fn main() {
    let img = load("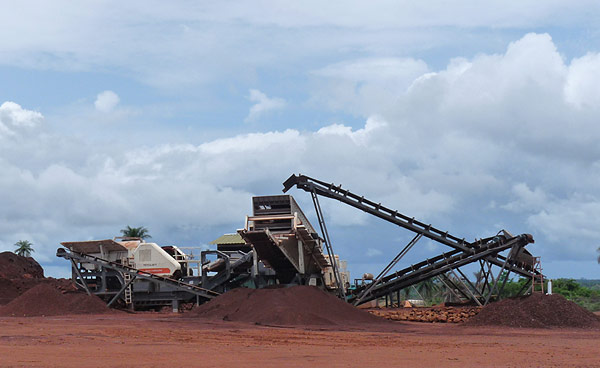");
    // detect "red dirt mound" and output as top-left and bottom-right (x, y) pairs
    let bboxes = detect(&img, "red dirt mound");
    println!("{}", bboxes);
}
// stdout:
(0, 283), (109, 317)
(0, 277), (77, 305)
(465, 293), (600, 329)
(0, 252), (44, 279)
(0, 277), (20, 305)
(192, 285), (386, 326)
